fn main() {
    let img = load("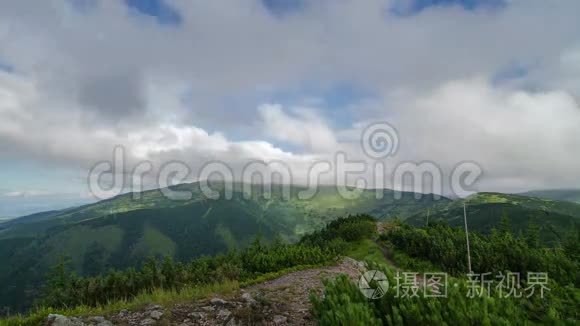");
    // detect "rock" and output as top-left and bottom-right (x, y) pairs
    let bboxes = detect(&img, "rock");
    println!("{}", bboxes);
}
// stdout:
(273, 315), (288, 325)
(147, 304), (163, 311)
(241, 292), (257, 305)
(118, 309), (129, 317)
(226, 318), (239, 326)
(86, 316), (112, 326)
(149, 310), (163, 320)
(210, 298), (228, 306)
(188, 312), (205, 320)
(46, 314), (85, 326)
(201, 305), (215, 312)
(343, 257), (367, 271)
(139, 318), (156, 326)
(217, 309), (231, 320)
